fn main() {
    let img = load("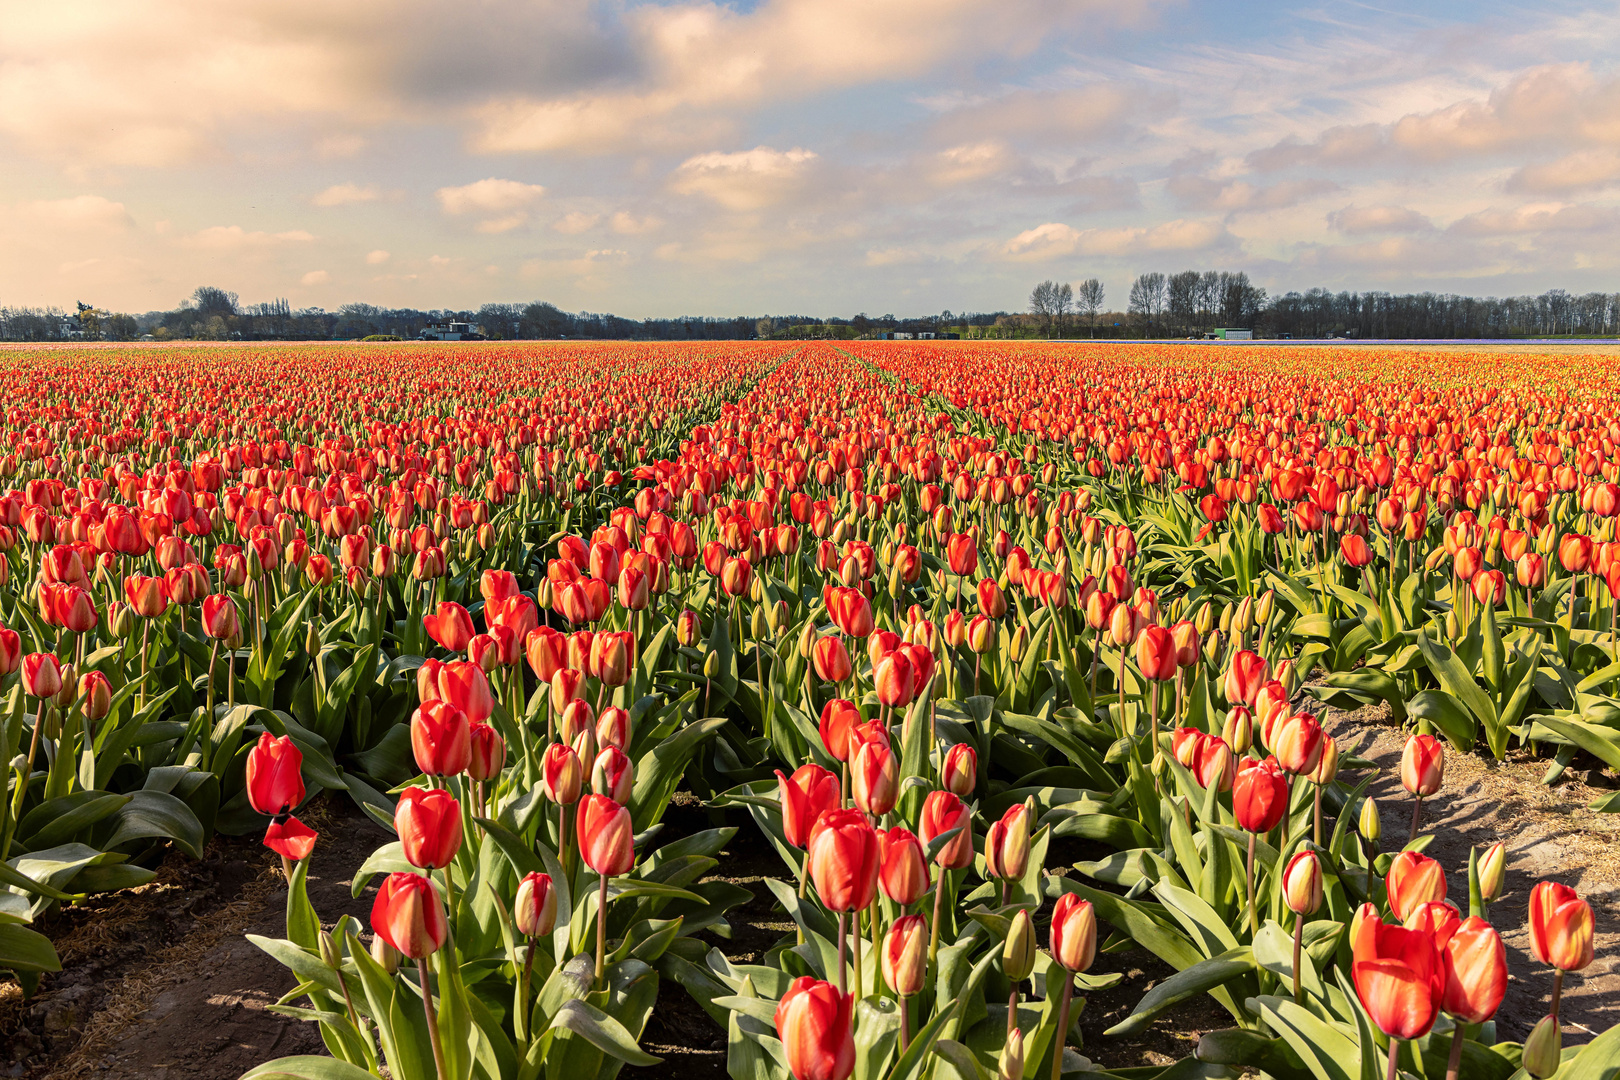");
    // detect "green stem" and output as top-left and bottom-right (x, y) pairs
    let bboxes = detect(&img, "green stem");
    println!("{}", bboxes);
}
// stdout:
(418, 956), (450, 1080)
